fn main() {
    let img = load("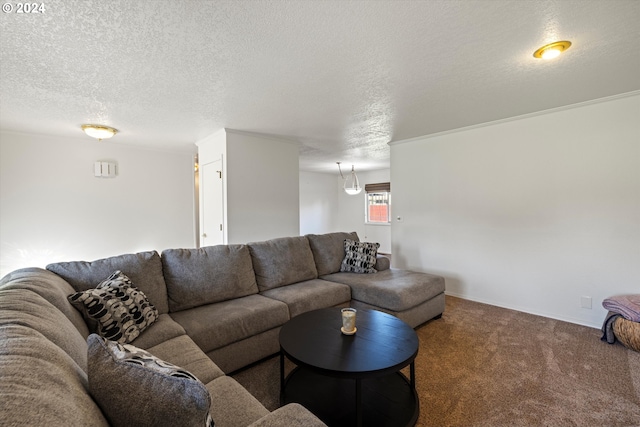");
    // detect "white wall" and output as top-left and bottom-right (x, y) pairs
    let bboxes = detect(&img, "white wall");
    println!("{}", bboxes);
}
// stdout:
(299, 171), (339, 235)
(0, 132), (196, 278)
(225, 130), (300, 243)
(390, 93), (640, 328)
